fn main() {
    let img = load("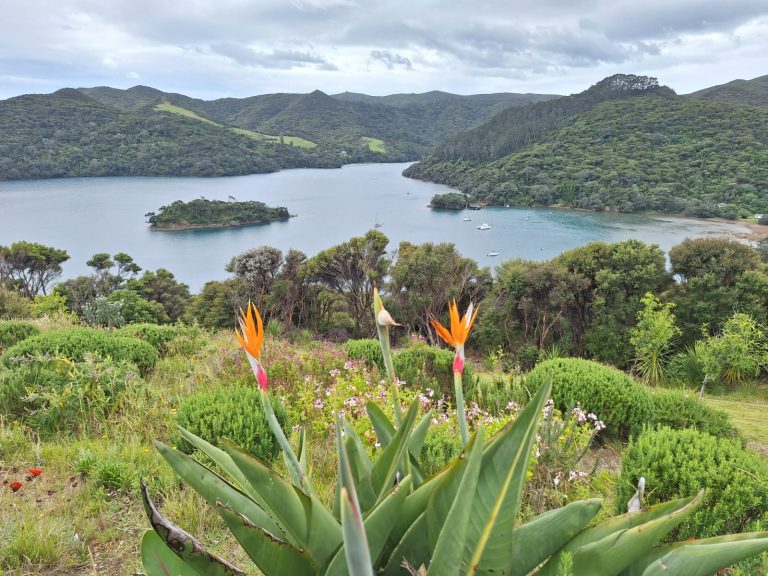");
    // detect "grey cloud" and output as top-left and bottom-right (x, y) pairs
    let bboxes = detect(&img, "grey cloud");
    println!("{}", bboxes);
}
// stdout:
(368, 50), (413, 70)
(210, 42), (337, 70)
